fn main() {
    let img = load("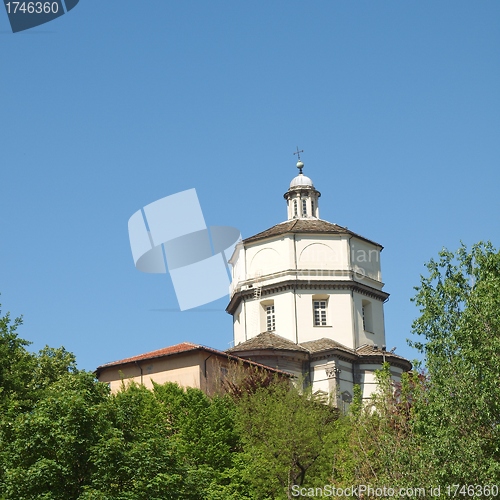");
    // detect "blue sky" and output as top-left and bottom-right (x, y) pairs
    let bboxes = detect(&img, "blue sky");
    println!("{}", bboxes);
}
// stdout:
(1, 1), (499, 371)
